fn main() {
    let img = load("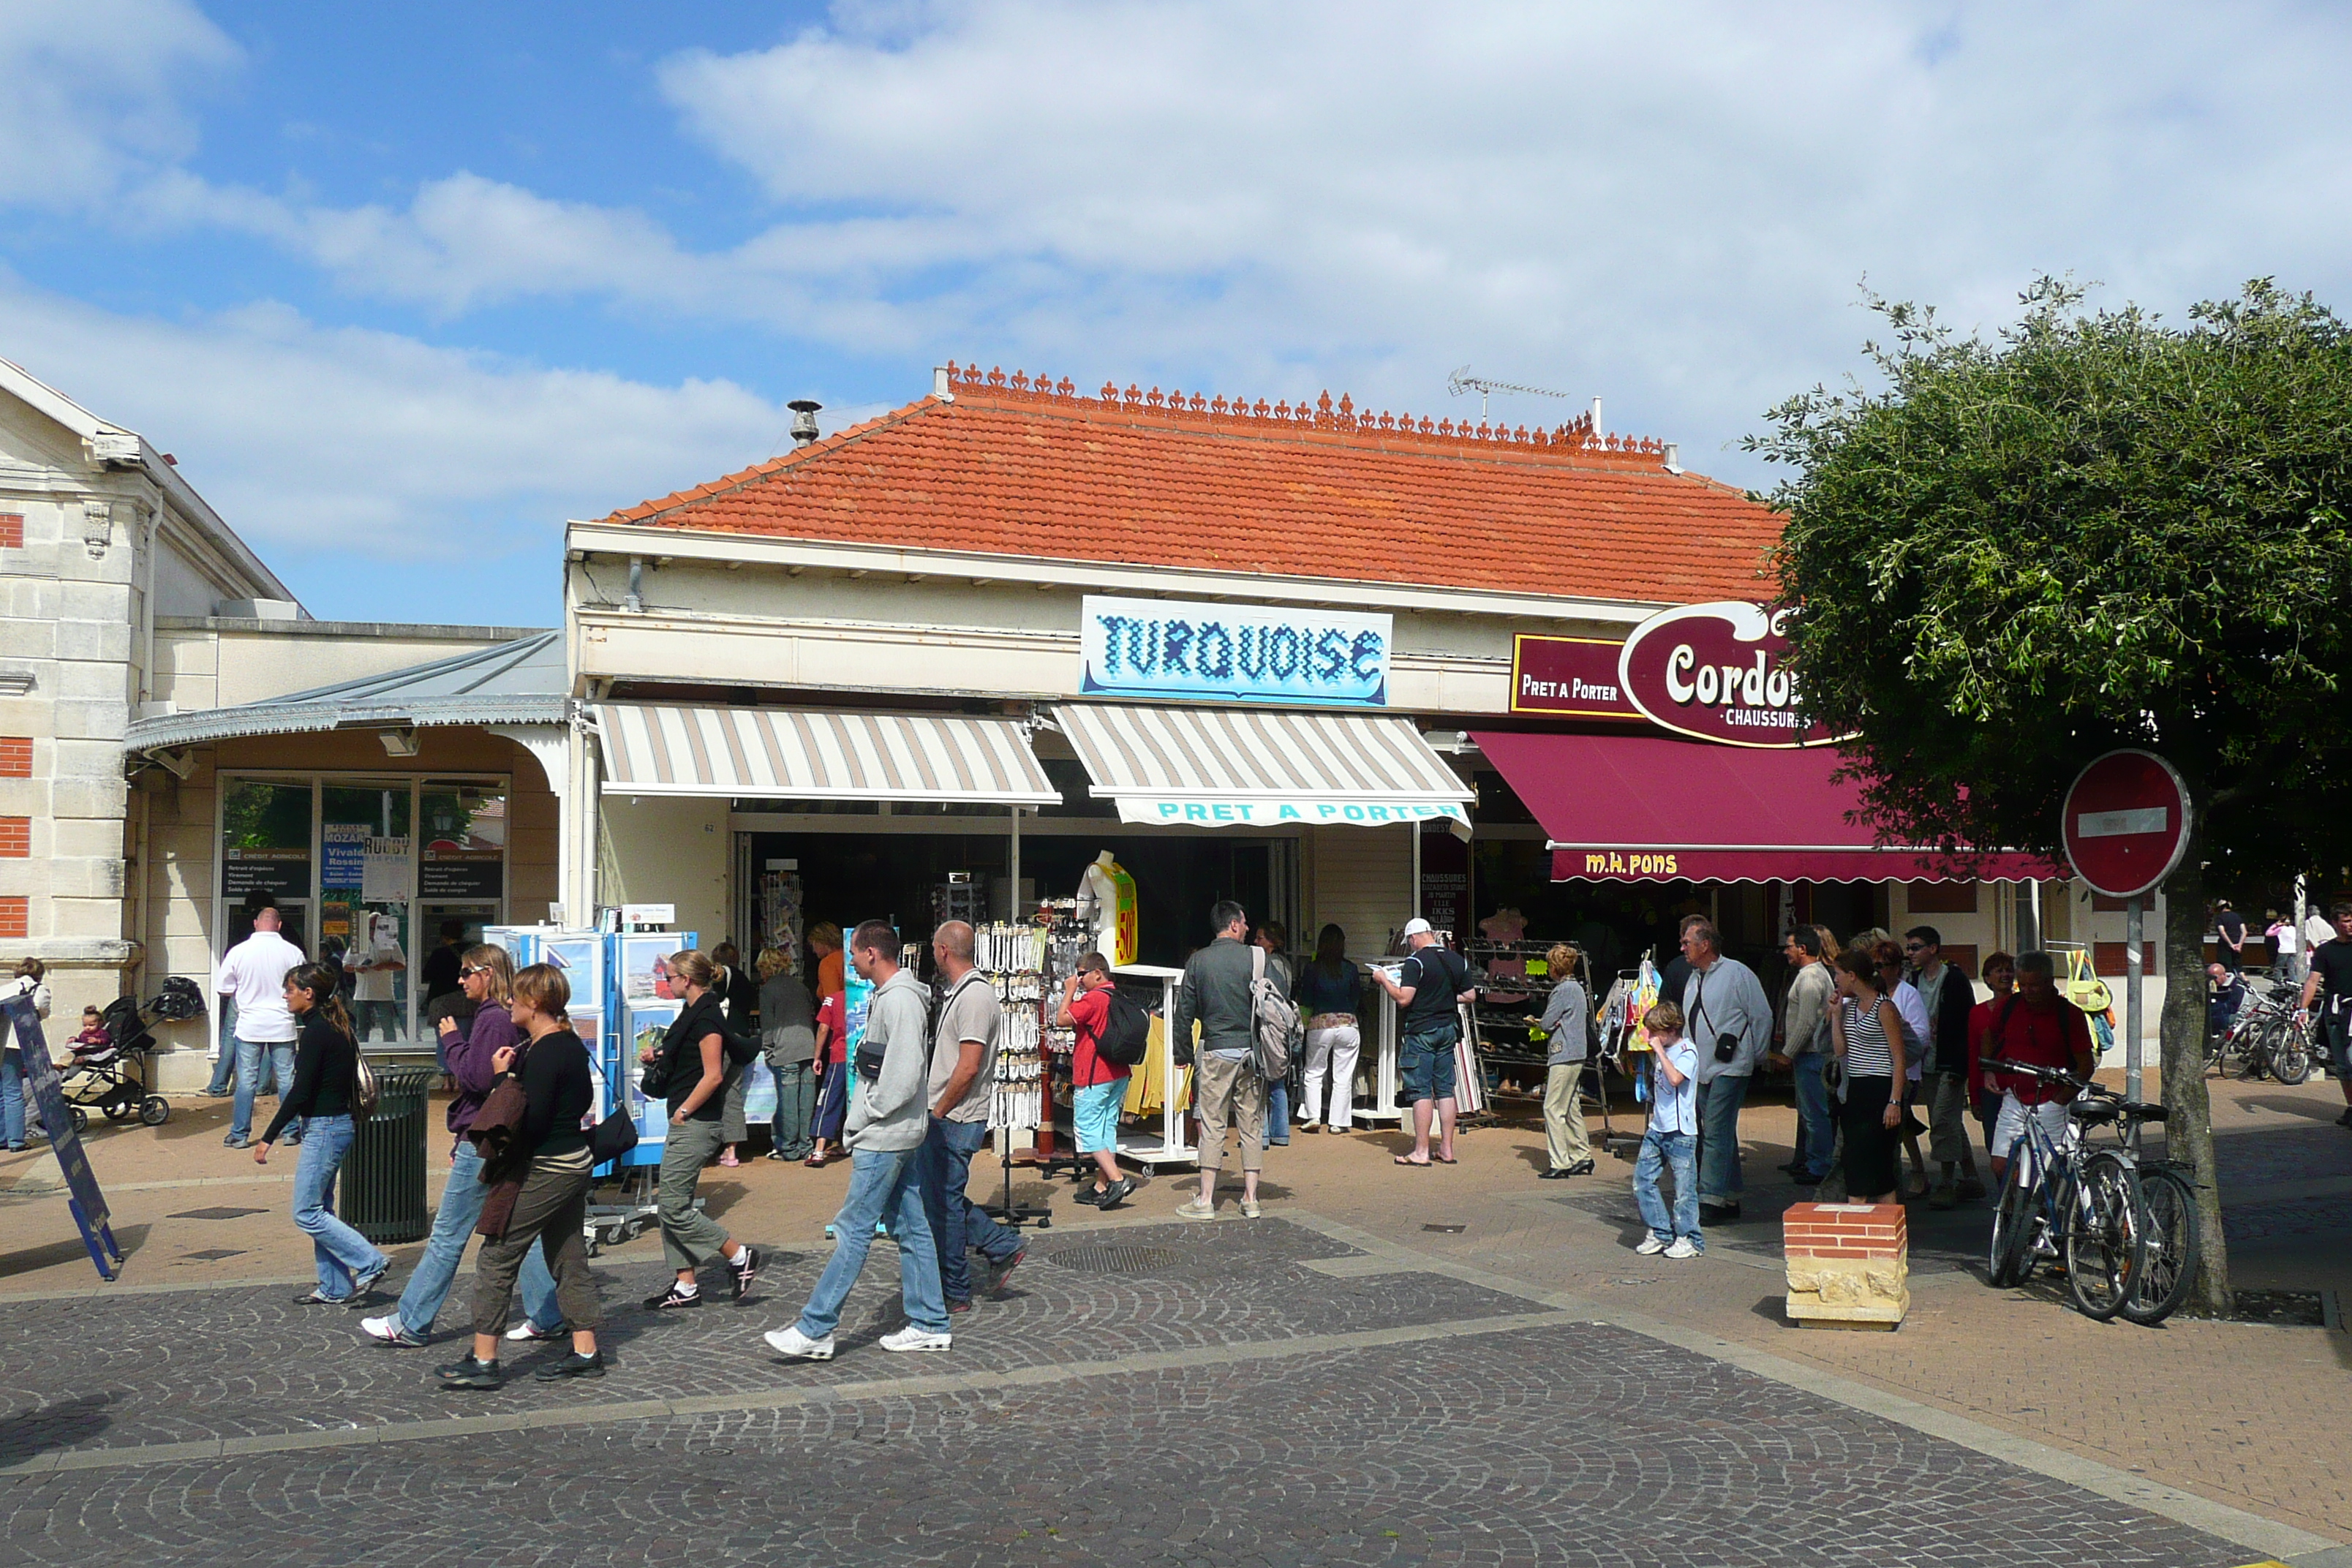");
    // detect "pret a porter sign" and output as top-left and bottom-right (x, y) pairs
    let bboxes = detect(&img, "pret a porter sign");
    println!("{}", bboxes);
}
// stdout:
(1079, 595), (1390, 707)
